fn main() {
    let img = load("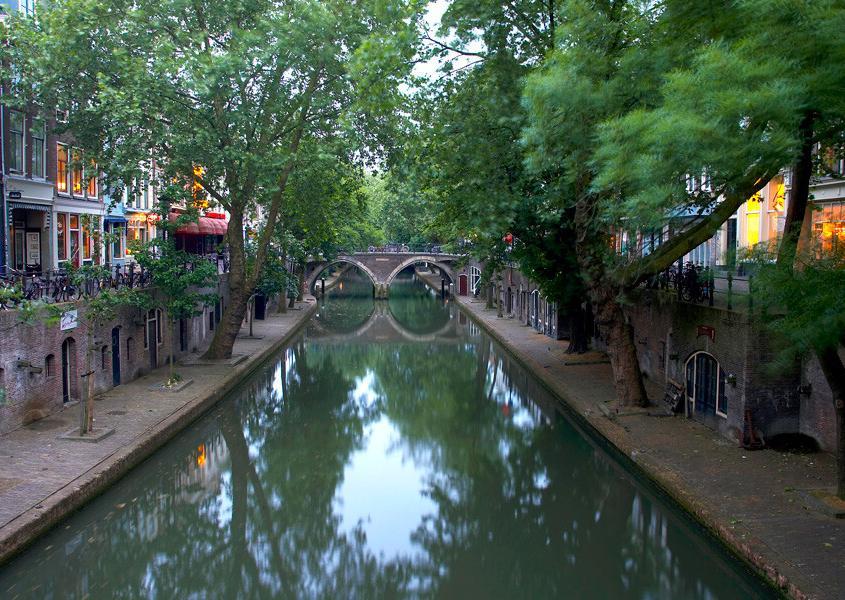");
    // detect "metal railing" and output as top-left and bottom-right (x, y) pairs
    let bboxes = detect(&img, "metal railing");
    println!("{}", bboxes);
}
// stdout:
(0, 255), (227, 310)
